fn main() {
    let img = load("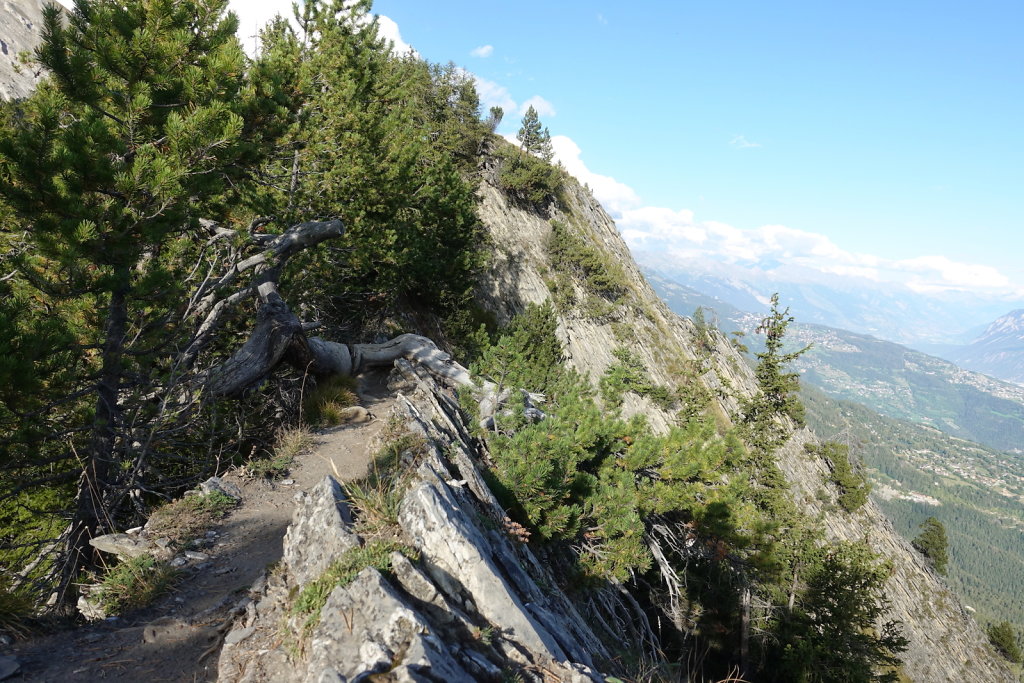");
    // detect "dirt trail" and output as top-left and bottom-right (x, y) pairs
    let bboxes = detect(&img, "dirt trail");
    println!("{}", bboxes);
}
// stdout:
(8, 375), (394, 682)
